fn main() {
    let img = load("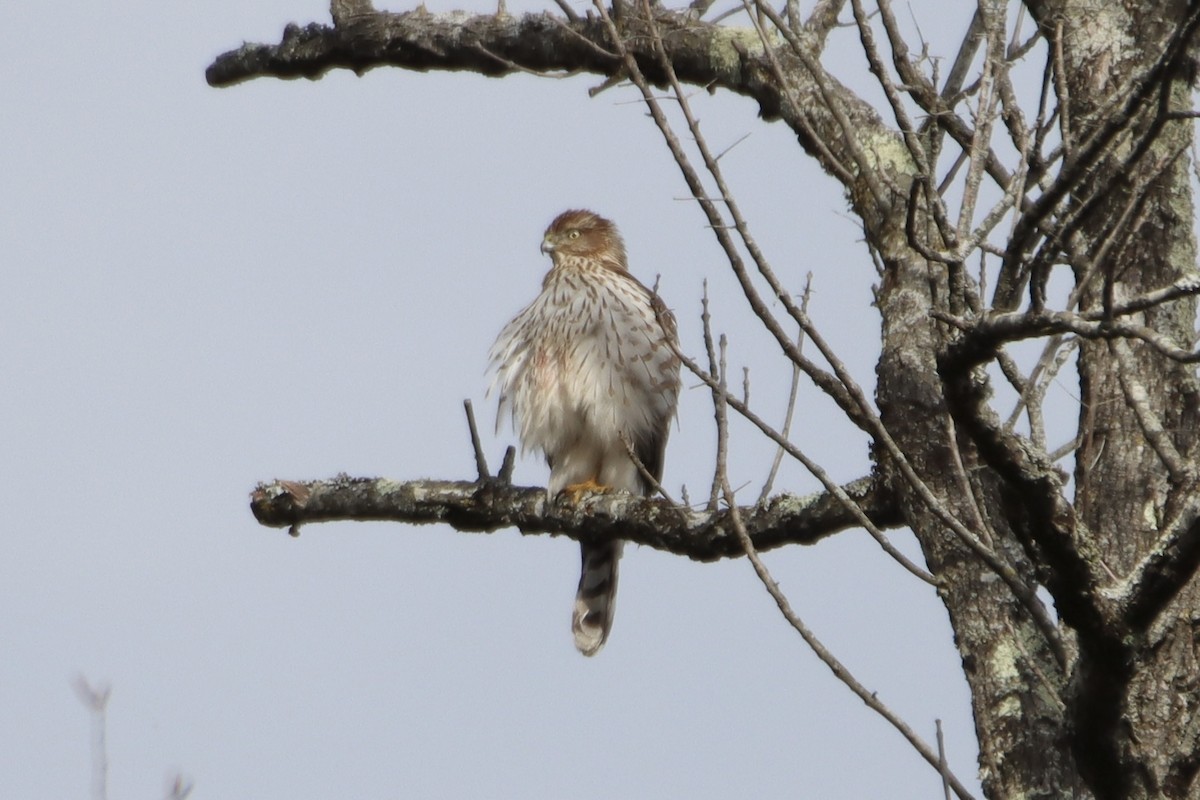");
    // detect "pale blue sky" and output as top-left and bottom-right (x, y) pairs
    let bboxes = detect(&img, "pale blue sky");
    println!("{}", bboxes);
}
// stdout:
(2, 1), (984, 797)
